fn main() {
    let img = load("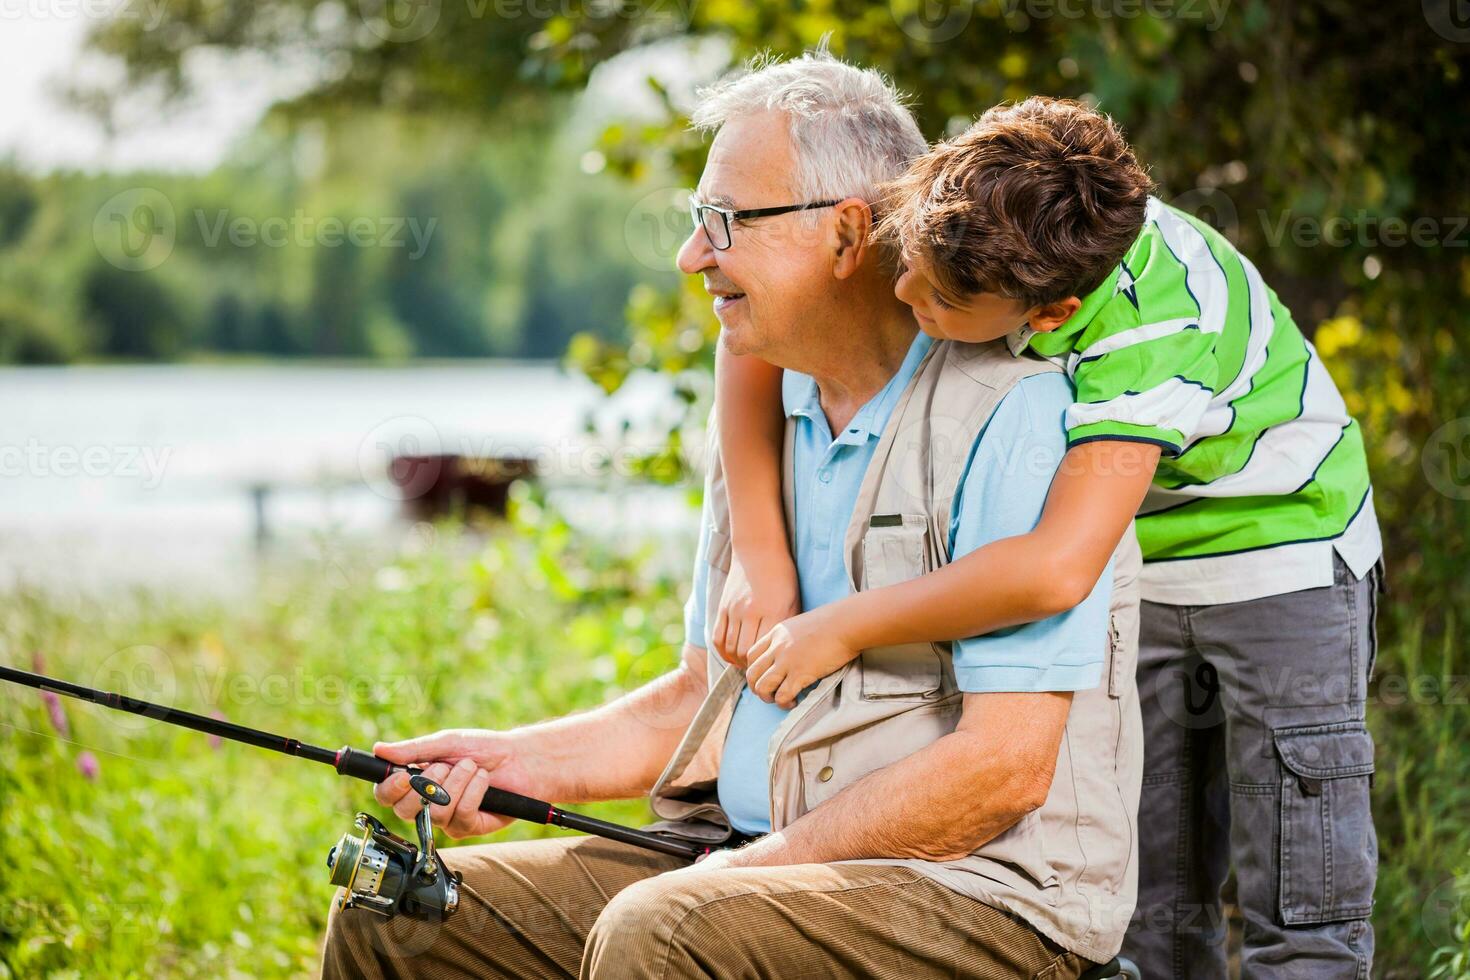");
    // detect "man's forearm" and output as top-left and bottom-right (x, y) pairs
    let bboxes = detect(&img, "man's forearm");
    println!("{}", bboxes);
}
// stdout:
(723, 728), (1050, 868)
(511, 644), (708, 804)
